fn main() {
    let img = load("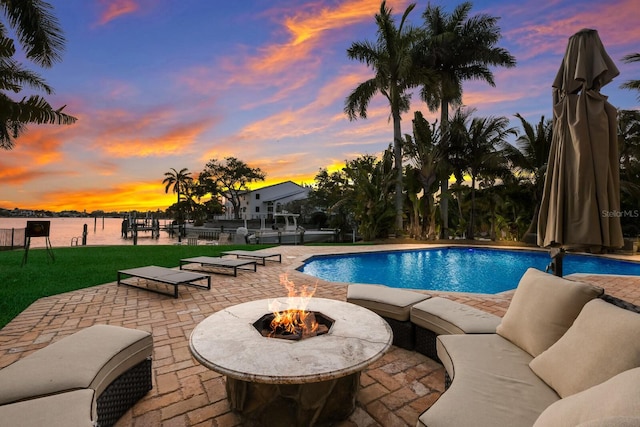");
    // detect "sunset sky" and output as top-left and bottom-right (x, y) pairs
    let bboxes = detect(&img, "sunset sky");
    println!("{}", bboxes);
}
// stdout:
(1, 0), (638, 213)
